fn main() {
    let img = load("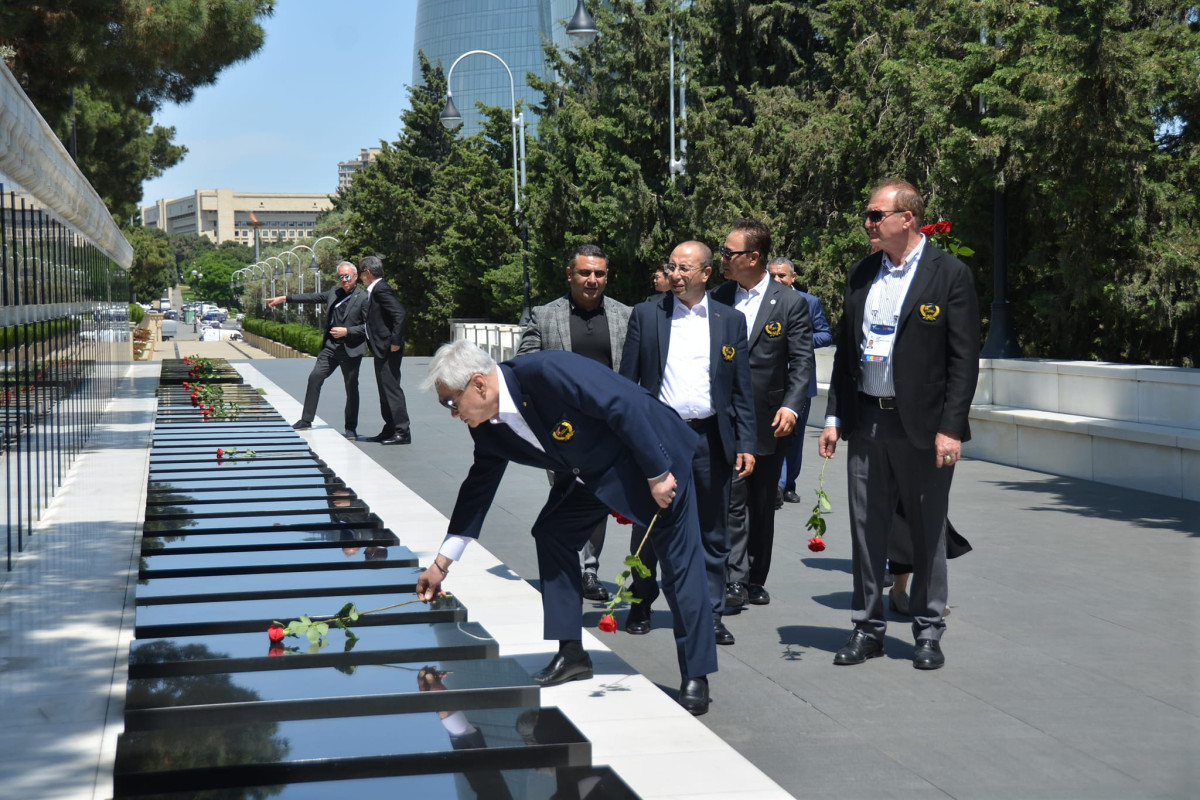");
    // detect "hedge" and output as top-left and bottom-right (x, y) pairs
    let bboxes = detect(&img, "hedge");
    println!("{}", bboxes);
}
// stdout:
(242, 317), (323, 357)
